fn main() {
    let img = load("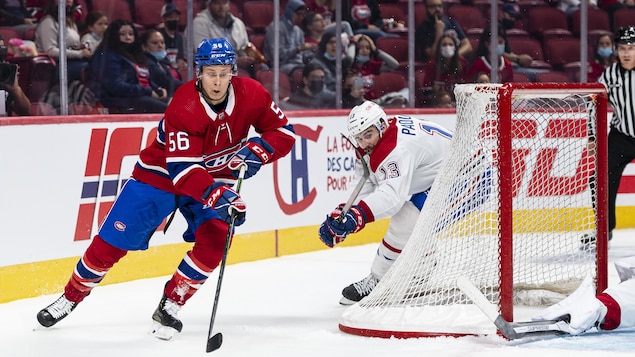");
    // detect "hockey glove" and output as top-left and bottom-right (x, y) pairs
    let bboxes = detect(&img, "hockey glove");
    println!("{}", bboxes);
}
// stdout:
(228, 137), (275, 179)
(318, 205), (367, 247)
(205, 182), (247, 226)
(531, 274), (607, 335)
